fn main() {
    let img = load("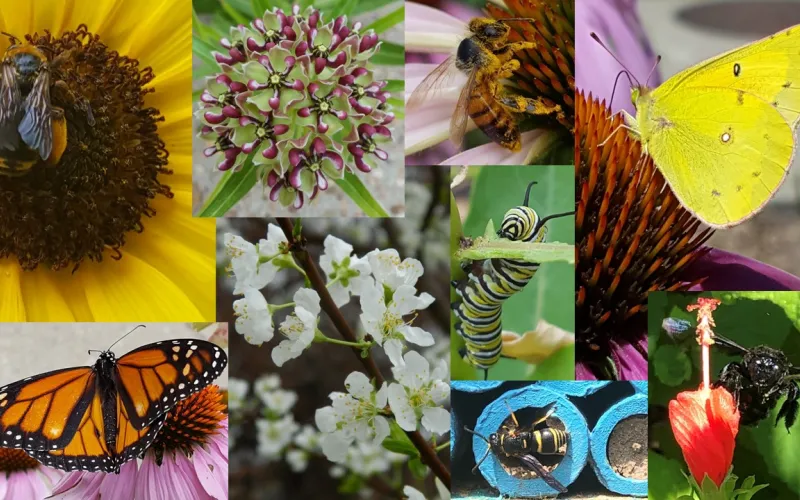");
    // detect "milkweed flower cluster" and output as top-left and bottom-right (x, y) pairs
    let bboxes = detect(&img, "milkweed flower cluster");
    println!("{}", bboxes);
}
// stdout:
(197, 5), (395, 209)
(225, 223), (450, 487)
